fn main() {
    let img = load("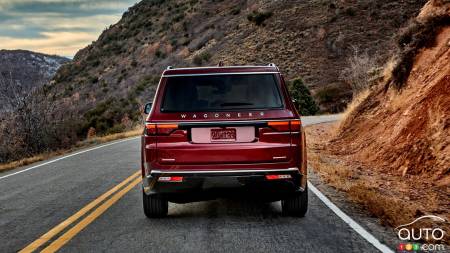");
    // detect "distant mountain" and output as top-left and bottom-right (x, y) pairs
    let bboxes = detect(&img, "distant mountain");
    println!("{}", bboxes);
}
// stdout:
(0, 50), (69, 109)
